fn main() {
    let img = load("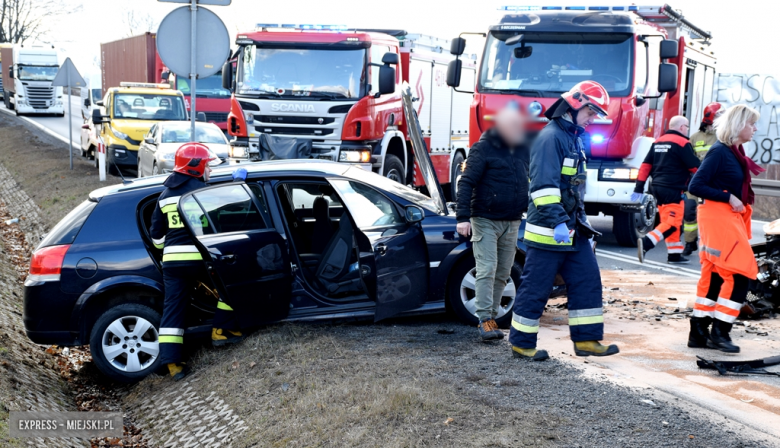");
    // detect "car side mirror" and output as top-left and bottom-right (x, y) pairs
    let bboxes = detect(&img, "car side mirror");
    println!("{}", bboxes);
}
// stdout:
(144, 137), (155, 144)
(161, 71), (170, 81)
(91, 108), (107, 125)
(659, 39), (679, 59)
(96, 100), (104, 107)
(450, 37), (466, 56)
(404, 205), (424, 223)
(84, 98), (90, 107)
(222, 61), (233, 91)
(658, 63), (678, 93)
(446, 59), (462, 88)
